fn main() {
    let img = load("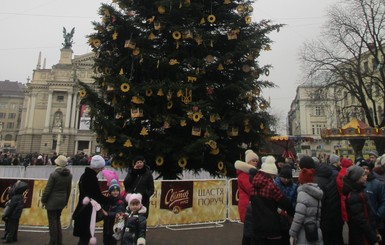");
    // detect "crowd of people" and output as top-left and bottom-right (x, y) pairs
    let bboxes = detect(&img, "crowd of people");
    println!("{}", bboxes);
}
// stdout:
(236, 149), (385, 245)
(1, 153), (154, 245)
